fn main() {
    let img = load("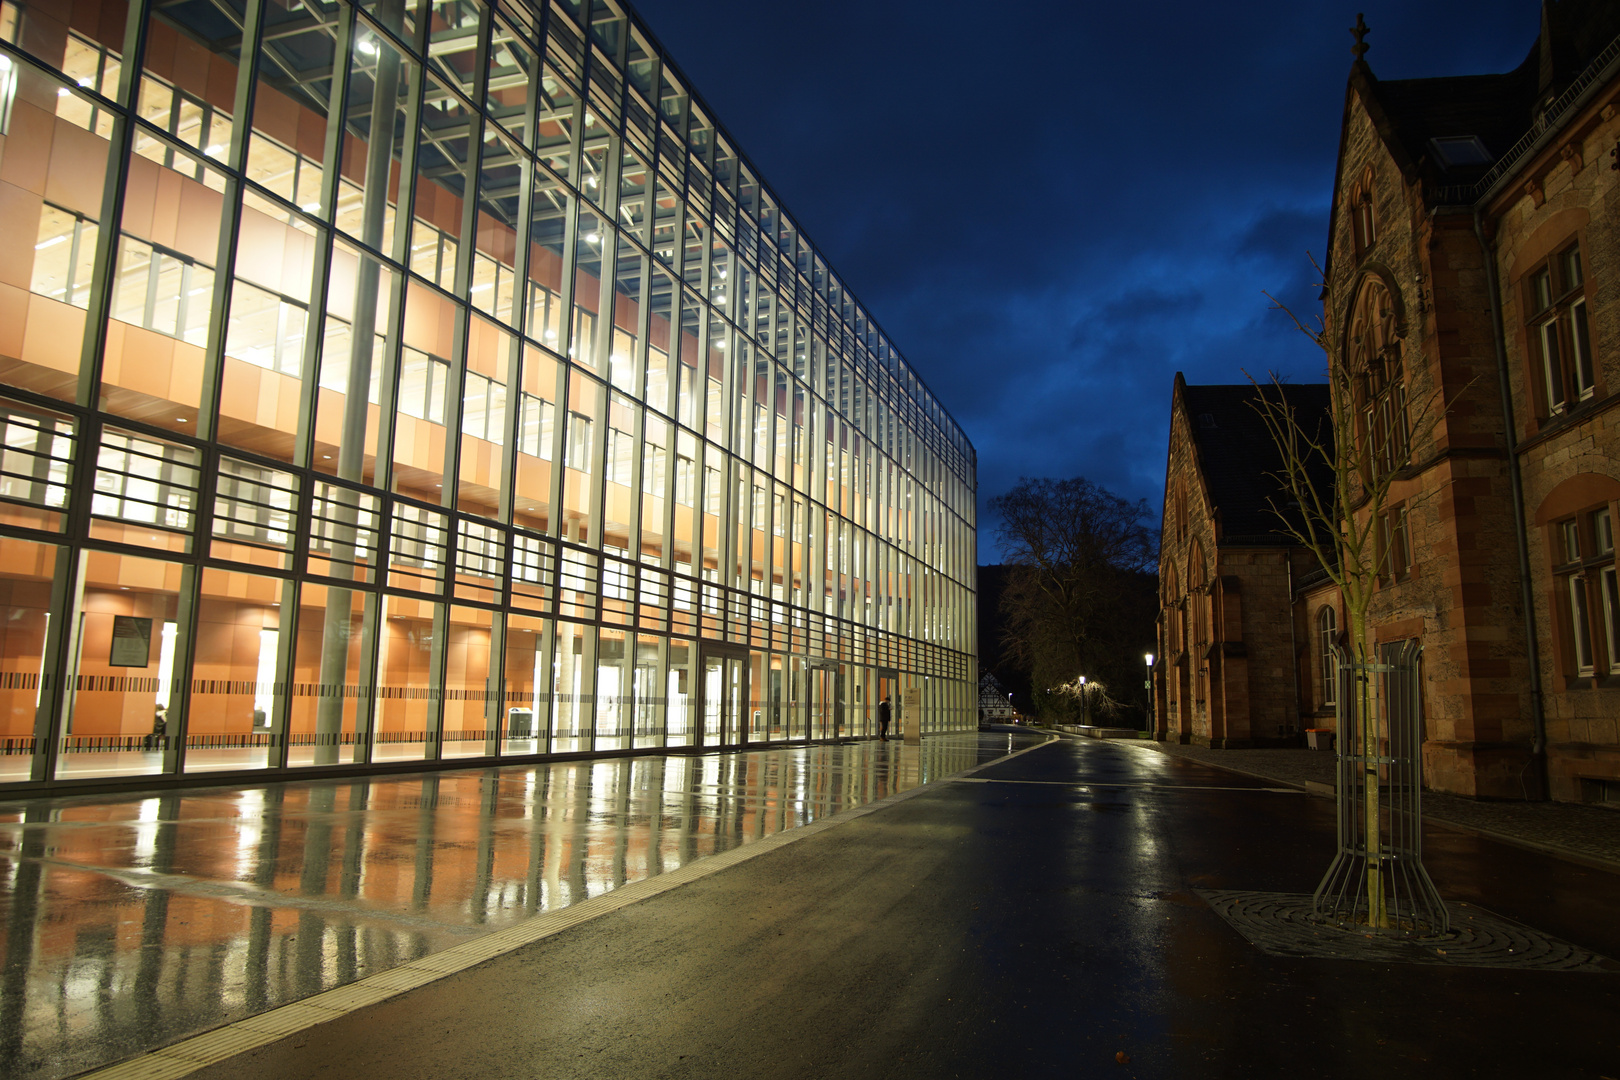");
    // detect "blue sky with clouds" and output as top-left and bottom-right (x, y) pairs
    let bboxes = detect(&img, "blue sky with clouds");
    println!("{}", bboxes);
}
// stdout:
(628, 0), (1540, 557)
